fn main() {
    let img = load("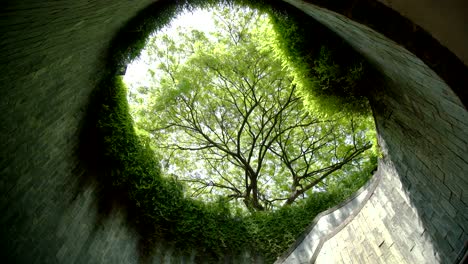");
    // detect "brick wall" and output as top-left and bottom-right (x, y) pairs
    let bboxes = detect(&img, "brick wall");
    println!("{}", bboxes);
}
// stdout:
(282, 1), (468, 263)
(0, 1), (156, 263)
(315, 160), (442, 263)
